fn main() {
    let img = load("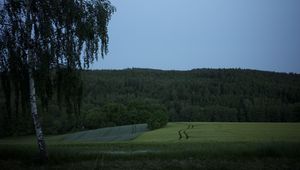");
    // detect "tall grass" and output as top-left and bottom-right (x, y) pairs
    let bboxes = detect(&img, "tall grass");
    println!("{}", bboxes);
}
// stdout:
(1, 142), (300, 169)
